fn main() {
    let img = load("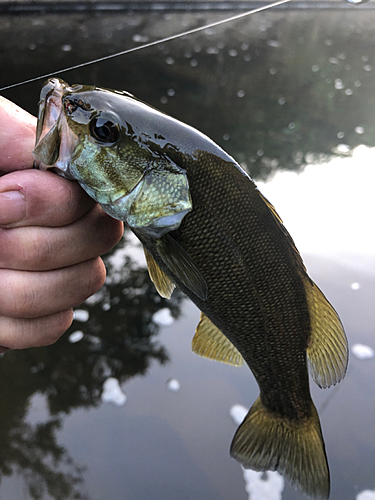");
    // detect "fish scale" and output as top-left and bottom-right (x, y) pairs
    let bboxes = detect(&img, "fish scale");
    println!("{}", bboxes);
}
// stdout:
(168, 150), (312, 418)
